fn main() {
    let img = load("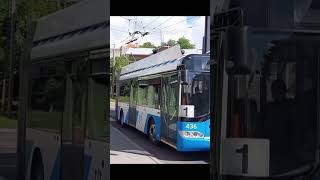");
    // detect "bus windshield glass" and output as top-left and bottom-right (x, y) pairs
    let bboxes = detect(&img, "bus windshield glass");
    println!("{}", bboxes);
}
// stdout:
(225, 28), (320, 175)
(181, 72), (210, 120)
(182, 54), (210, 72)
